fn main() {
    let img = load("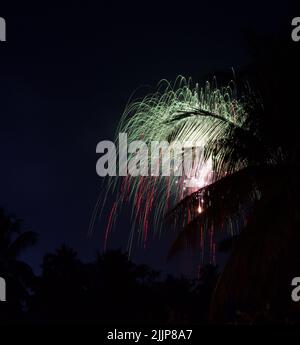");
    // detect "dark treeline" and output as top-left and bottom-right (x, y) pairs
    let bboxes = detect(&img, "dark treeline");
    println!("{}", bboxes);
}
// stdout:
(0, 208), (217, 325)
(2, 206), (300, 325)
